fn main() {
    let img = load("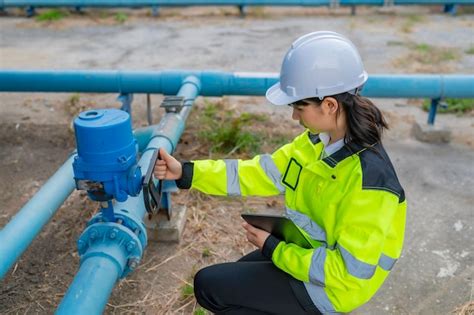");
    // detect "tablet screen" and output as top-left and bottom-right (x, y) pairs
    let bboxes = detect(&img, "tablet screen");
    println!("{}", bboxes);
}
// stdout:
(241, 213), (312, 249)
